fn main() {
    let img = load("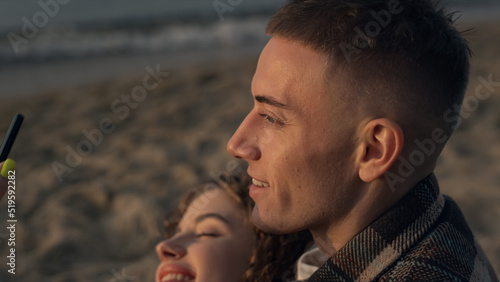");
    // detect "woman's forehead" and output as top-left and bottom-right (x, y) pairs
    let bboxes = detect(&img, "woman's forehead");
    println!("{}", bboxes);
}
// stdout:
(179, 190), (244, 228)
